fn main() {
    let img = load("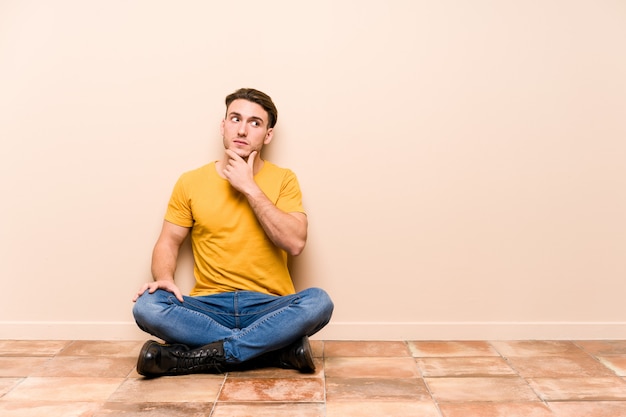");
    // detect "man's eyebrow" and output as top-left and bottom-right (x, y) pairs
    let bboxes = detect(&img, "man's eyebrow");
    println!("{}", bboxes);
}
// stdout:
(228, 111), (265, 124)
